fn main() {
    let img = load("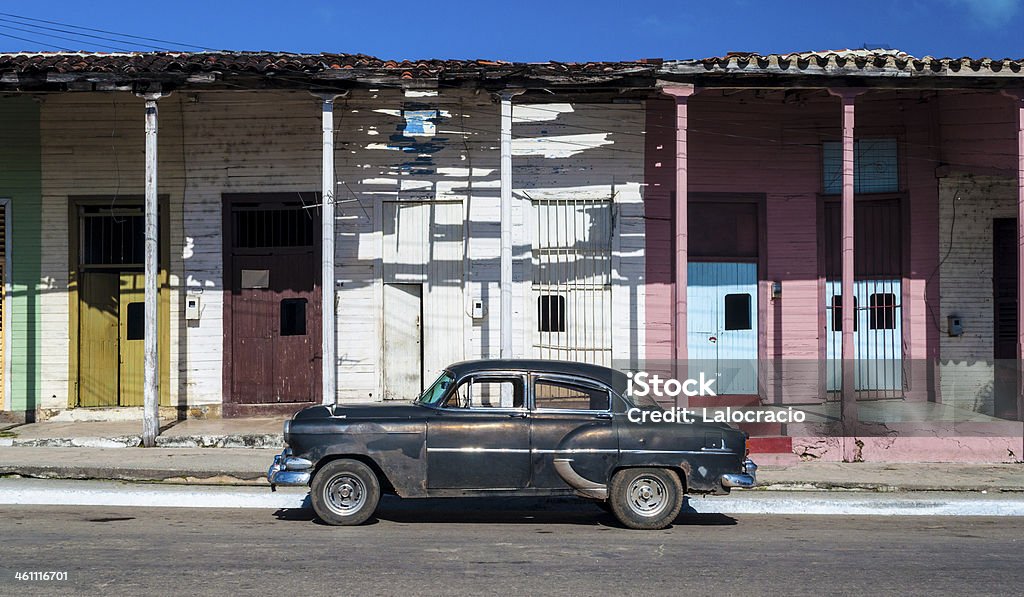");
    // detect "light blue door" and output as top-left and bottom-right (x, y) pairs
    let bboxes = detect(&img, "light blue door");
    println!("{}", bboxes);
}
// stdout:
(687, 262), (758, 395)
(826, 279), (903, 392)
